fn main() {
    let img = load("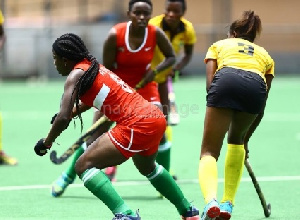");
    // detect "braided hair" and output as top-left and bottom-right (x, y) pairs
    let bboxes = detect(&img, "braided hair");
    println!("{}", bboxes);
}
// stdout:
(52, 33), (99, 131)
(229, 10), (262, 42)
